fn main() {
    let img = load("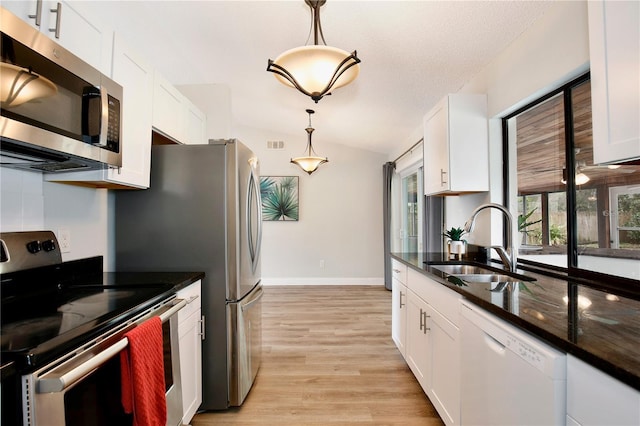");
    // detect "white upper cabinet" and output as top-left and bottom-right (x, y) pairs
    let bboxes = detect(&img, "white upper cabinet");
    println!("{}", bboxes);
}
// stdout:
(152, 71), (207, 145)
(47, 34), (154, 189)
(184, 101), (207, 145)
(588, 0), (640, 164)
(2, 1), (112, 74)
(153, 70), (186, 143)
(423, 94), (489, 195)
